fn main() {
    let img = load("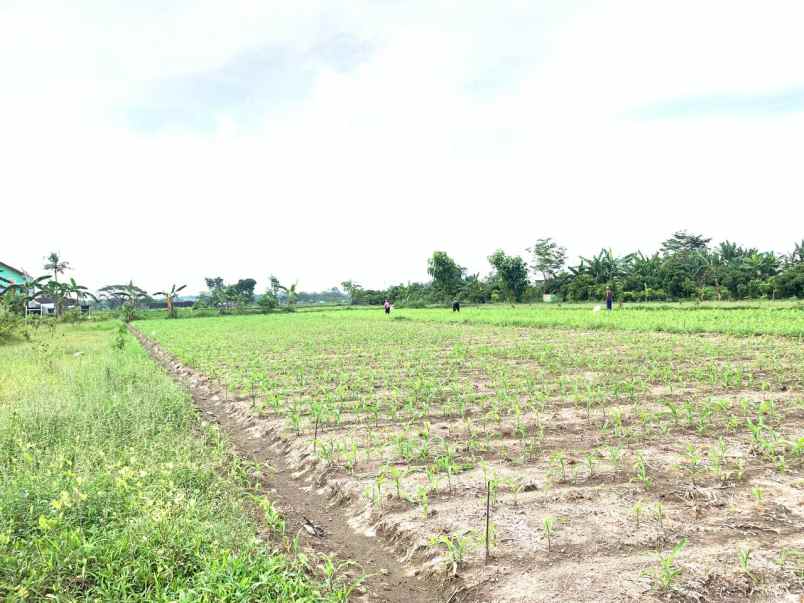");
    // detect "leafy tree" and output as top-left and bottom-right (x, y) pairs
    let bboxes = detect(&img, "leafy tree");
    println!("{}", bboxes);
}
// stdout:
(44, 252), (70, 282)
(269, 276), (298, 309)
(257, 291), (278, 312)
(528, 238), (567, 283)
(232, 279), (257, 303)
(572, 249), (626, 285)
(427, 251), (465, 301)
(459, 273), (491, 304)
(784, 239), (804, 265)
(100, 282), (150, 322)
(774, 261), (804, 297)
(153, 284), (187, 318)
(488, 250), (529, 304)
(660, 231), (711, 256)
(204, 277), (225, 291)
(4, 275), (96, 319)
(340, 280), (364, 304)
(203, 277), (247, 312)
